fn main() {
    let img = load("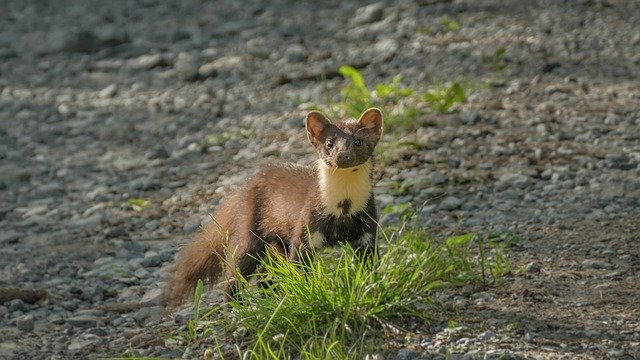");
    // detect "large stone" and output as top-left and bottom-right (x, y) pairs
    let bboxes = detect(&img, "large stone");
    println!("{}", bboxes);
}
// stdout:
(16, 314), (34, 332)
